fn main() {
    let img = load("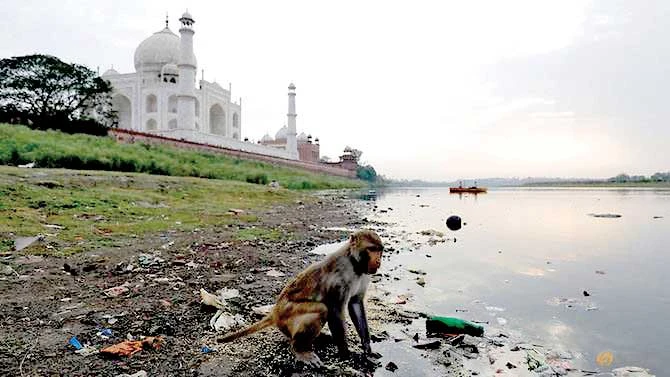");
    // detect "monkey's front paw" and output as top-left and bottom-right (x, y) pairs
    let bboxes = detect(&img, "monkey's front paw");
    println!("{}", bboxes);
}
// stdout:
(295, 351), (324, 369)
